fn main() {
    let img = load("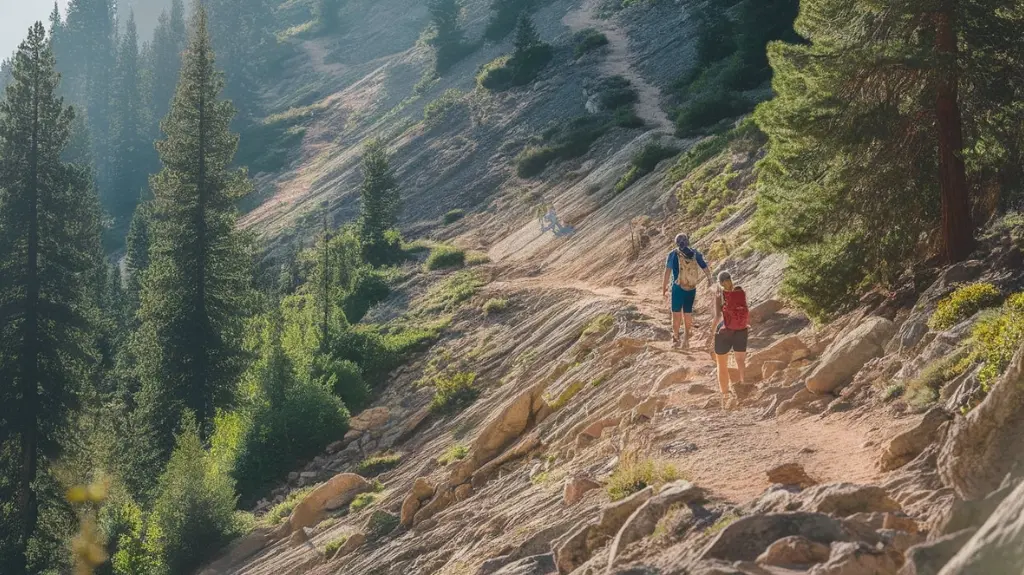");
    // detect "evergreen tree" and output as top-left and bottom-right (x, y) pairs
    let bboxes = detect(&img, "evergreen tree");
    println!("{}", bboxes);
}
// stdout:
(124, 200), (152, 313)
(754, 0), (1024, 318)
(358, 139), (401, 265)
(204, 0), (275, 127)
(149, 0), (187, 127)
(131, 5), (254, 480)
(512, 11), (540, 57)
(485, 0), (533, 41)
(110, 12), (151, 236)
(427, 0), (467, 75)
(0, 23), (102, 573)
